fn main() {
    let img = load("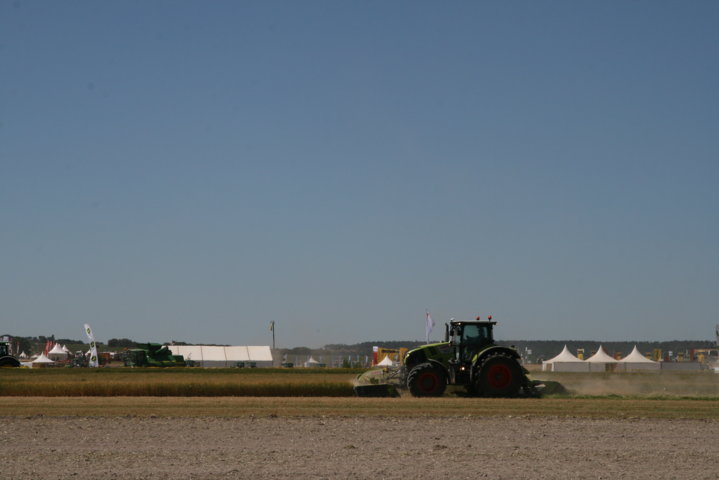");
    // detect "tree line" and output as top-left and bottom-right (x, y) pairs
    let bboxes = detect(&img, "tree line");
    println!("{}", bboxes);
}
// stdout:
(5, 334), (715, 363)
